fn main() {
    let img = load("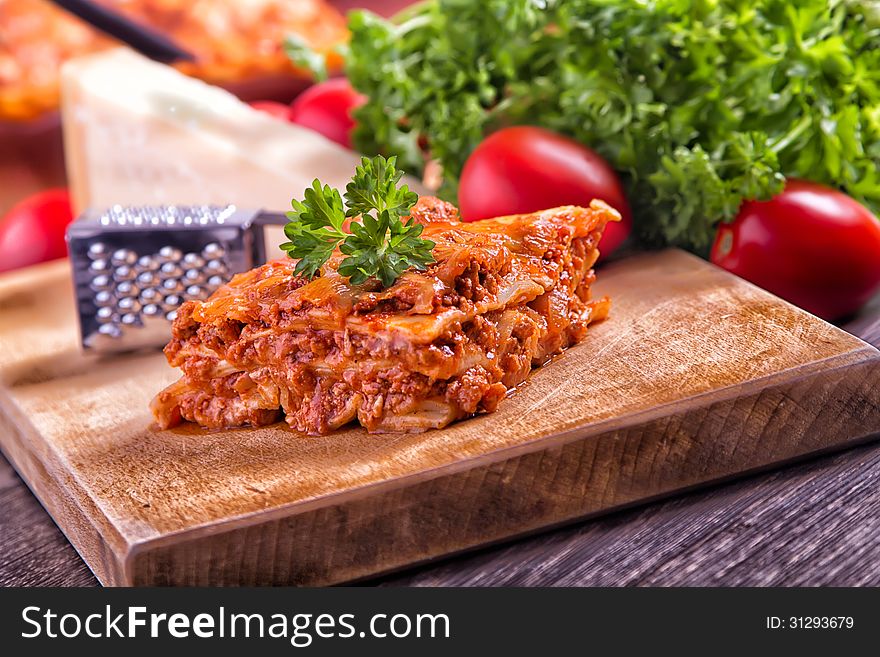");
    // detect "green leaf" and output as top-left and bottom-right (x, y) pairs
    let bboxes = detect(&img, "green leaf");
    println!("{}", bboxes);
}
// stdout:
(283, 33), (328, 82)
(281, 227), (340, 279)
(280, 180), (348, 277)
(344, 155), (419, 219)
(292, 179), (347, 232)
